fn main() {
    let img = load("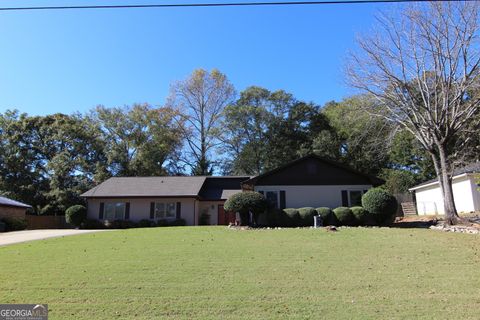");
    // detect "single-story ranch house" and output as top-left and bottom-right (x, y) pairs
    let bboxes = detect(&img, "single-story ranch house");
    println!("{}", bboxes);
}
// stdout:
(409, 162), (480, 215)
(0, 196), (31, 220)
(81, 155), (384, 225)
